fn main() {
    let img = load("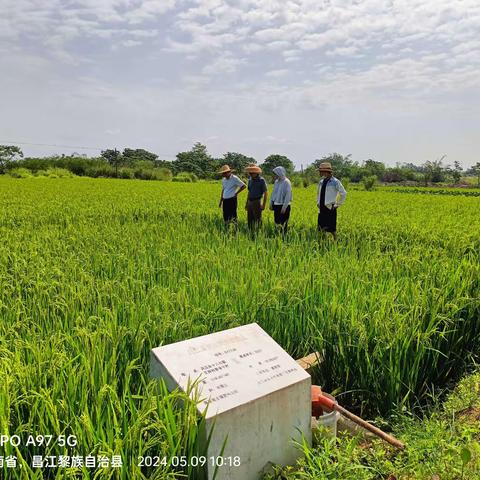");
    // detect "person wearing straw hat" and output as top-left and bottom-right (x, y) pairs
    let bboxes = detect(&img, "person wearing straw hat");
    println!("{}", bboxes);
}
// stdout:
(270, 166), (292, 236)
(218, 164), (246, 226)
(245, 164), (268, 231)
(317, 161), (347, 241)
